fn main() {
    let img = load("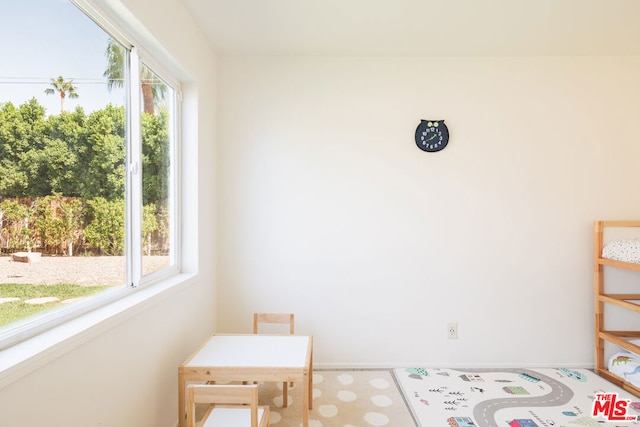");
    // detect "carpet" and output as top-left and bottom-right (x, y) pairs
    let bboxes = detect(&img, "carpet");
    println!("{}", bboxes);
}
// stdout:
(255, 369), (416, 426)
(394, 367), (640, 427)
